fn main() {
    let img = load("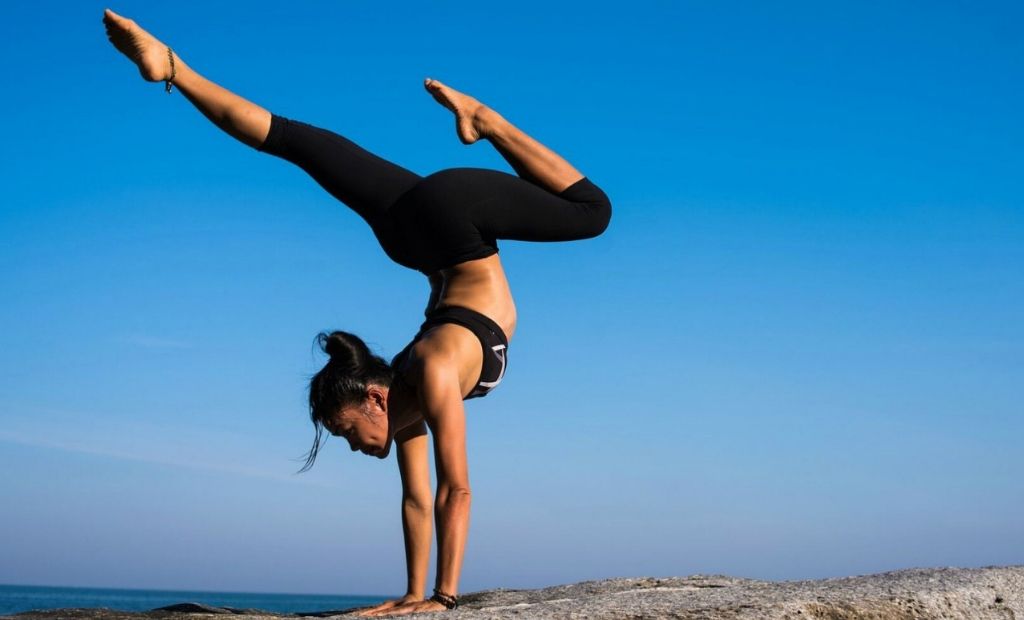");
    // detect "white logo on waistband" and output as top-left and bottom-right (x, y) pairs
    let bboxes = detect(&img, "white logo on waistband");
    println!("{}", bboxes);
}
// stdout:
(478, 343), (507, 389)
